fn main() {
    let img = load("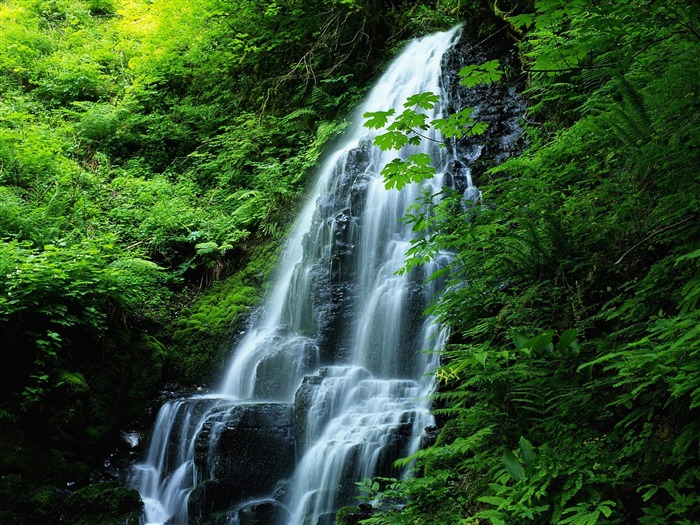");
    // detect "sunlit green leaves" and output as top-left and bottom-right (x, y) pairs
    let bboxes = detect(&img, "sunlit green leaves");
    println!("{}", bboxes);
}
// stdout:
(508, 13), (535, 29)
(459, 59), (502, 88)
(364, 109), (396, 129)
(373, 131), (409, 151)
(381, 153), (434, 190)
(363, 68), (499, 189)
(433, 107), (489, 139)
(394, 108), (430, 131)
(404, 91), (439, 110)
